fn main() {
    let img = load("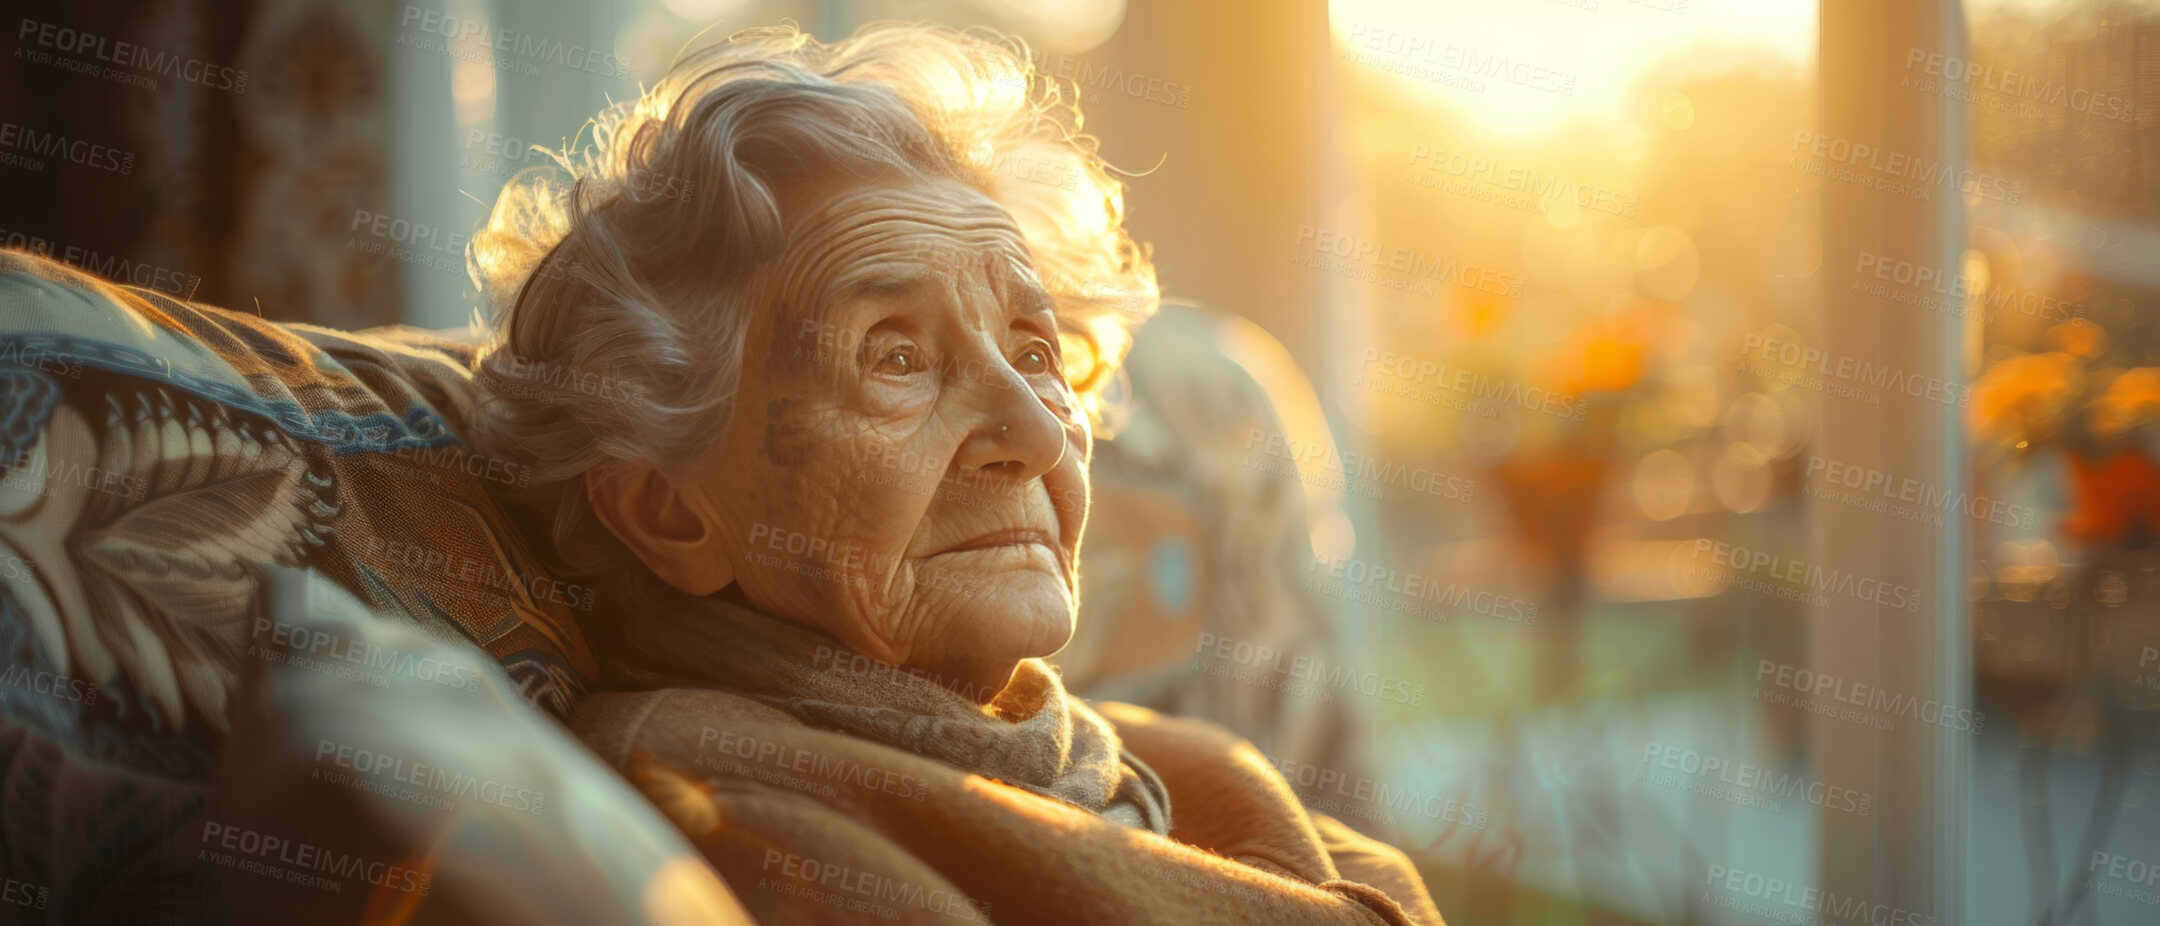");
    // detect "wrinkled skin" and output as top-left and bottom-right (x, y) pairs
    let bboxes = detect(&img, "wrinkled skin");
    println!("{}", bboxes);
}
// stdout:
(612, 176), (1091, 700)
